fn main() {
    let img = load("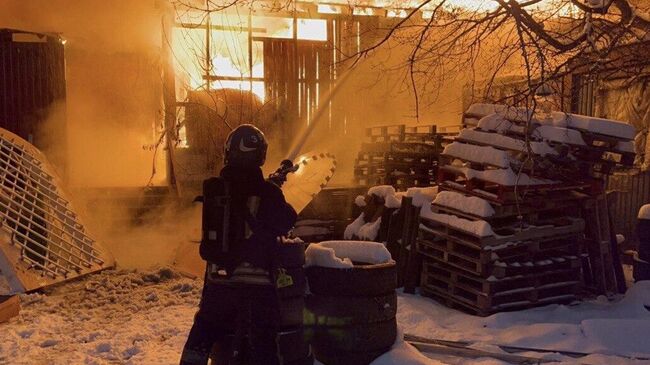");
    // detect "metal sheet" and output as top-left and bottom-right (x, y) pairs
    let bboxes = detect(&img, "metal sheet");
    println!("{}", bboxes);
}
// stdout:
(0, 128), (113, 294)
